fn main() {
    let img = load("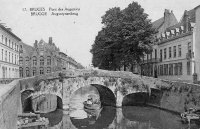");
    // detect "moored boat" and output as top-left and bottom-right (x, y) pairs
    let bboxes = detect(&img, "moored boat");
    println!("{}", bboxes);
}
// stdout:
(17, 113), (49, 129)
(83, 101), (101, 110)
(181, 108), (200, 124)
(83, 94), (102, 110)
